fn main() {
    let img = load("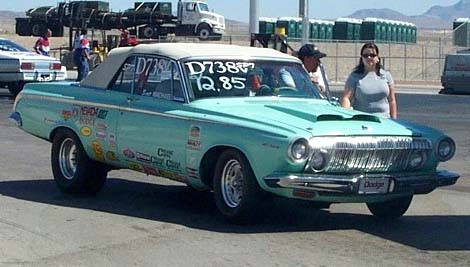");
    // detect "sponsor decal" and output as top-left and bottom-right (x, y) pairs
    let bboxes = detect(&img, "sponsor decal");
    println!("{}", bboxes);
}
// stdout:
(166, 160), (181, 171)
(81, 106), (99, 117)
(157, 148), (173, 158)
(189, 126), (201, 139)
(97, 110), (108, 119)
(187, 126), (202, 150)
(186, 139), (202, 150)
(106, 151), (118, 161)
(79, 106), (99, 125)
(91, 141), (105, 161)
(136, 152), (152, 163)
(186, 167), (199, 179)
(77, 106), (108, 125)
(151, 156), (164, 167)
(143, 166), (159, 176)
(62, 110), (73, 120)
(96, 131), (107, 139)
(109, 134), (116, 148)
(43, 118), (56, 124)
(262, 143), (280, 149)
(123, 148), (135, 159)
(80, 126), (92, 136)
(96, 122), (108, 131)
(129, 163), (144, 172)
(159, 169), (177, 179)
(159, 169), (186, 182)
